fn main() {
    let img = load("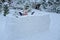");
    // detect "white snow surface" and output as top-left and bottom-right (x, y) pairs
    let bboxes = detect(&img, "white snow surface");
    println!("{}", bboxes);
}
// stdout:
(0, 9), (60, 40)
